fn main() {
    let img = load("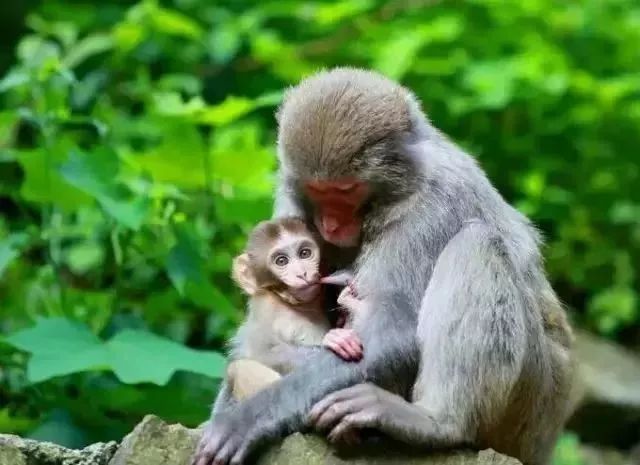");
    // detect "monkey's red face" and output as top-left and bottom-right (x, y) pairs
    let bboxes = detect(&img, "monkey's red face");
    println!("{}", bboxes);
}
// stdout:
(305, 179), (369, 247)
